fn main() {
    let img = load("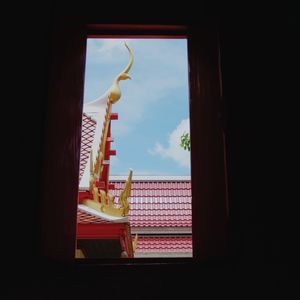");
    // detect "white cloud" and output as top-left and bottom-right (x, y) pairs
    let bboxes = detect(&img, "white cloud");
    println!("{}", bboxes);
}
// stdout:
(149, 119), (191, 168)
(87, 39), (131, 64)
